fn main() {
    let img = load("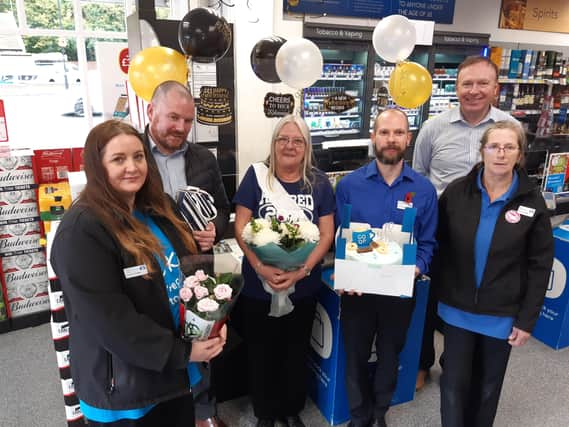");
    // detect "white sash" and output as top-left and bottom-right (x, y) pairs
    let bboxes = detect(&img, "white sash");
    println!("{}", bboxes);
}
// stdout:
(252, 162), (309, 222)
